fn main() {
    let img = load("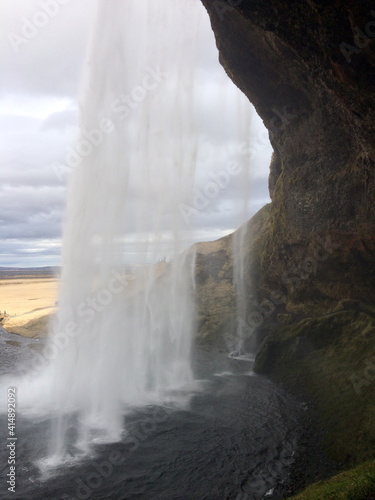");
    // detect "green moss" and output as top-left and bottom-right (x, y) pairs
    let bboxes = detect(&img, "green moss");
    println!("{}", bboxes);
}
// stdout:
(286, 460), (375, 500)
(254, 309), (375, 465)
